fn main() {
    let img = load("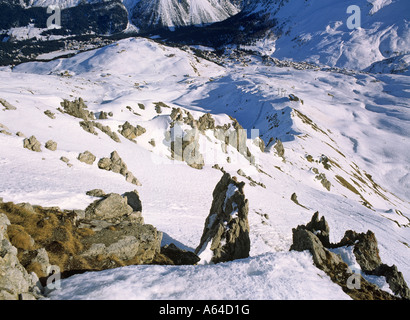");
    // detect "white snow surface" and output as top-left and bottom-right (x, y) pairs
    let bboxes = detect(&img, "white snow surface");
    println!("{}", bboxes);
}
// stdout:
(242, 0), (410, 71)
(45, 252), (349, 300)
(0, 36), (409, 300)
